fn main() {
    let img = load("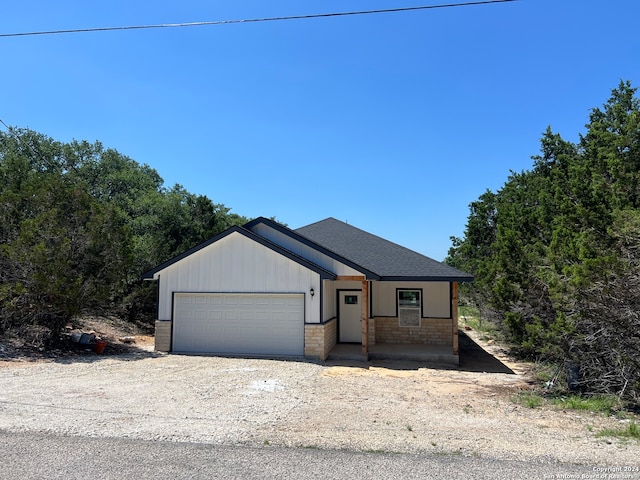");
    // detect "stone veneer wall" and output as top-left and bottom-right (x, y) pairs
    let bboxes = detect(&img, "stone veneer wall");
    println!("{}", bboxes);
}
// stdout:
(304, 319), (337, 360)
(374, 317), (452, 346)
(154, 320), (172, 352)
(368, 318), (376, 346)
